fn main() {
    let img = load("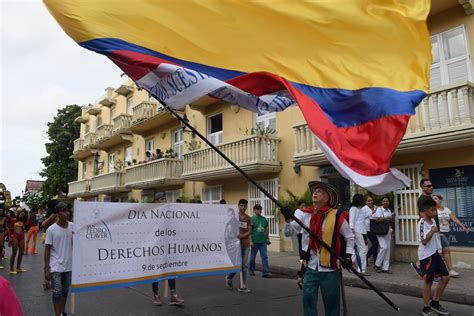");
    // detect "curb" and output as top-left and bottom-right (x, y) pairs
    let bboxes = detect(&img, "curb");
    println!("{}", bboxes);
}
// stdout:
(255, 263), (474, 306)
